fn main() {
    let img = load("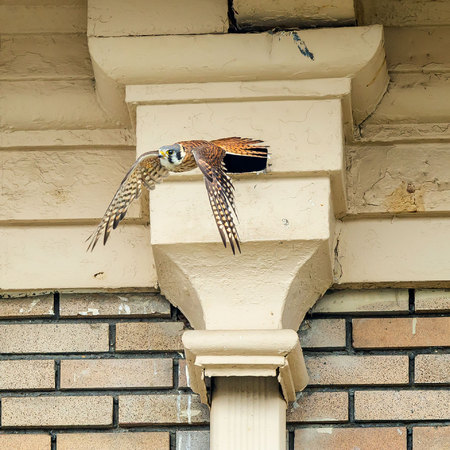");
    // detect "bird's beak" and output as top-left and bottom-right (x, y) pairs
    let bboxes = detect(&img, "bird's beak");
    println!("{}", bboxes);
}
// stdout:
(159, 151), (166, 158)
